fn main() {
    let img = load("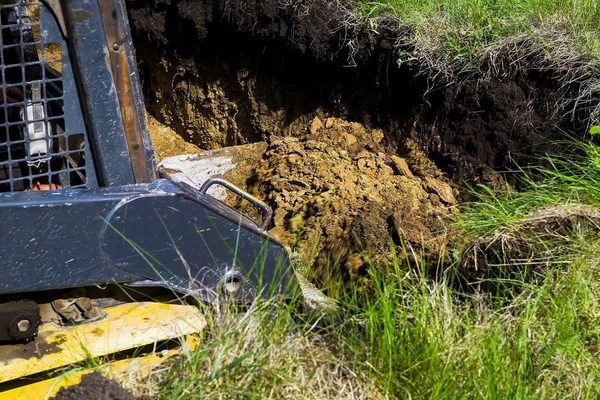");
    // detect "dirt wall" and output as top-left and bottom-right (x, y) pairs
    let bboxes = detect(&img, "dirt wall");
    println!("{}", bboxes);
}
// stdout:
(128, 0), (574, 181)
